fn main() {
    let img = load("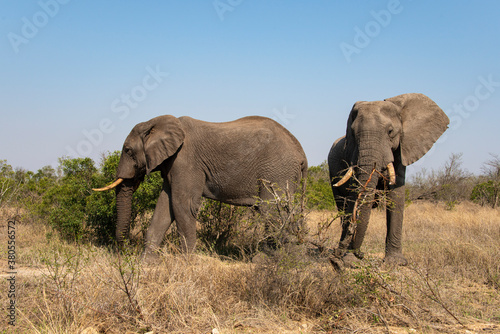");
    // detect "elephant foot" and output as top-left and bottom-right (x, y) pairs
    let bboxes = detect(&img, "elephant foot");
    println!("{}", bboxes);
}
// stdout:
(342, 252), (363, 268)
(142, 247), (161, 264)
(329, 256), (344, 272)
(383, 253), (408, 266)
